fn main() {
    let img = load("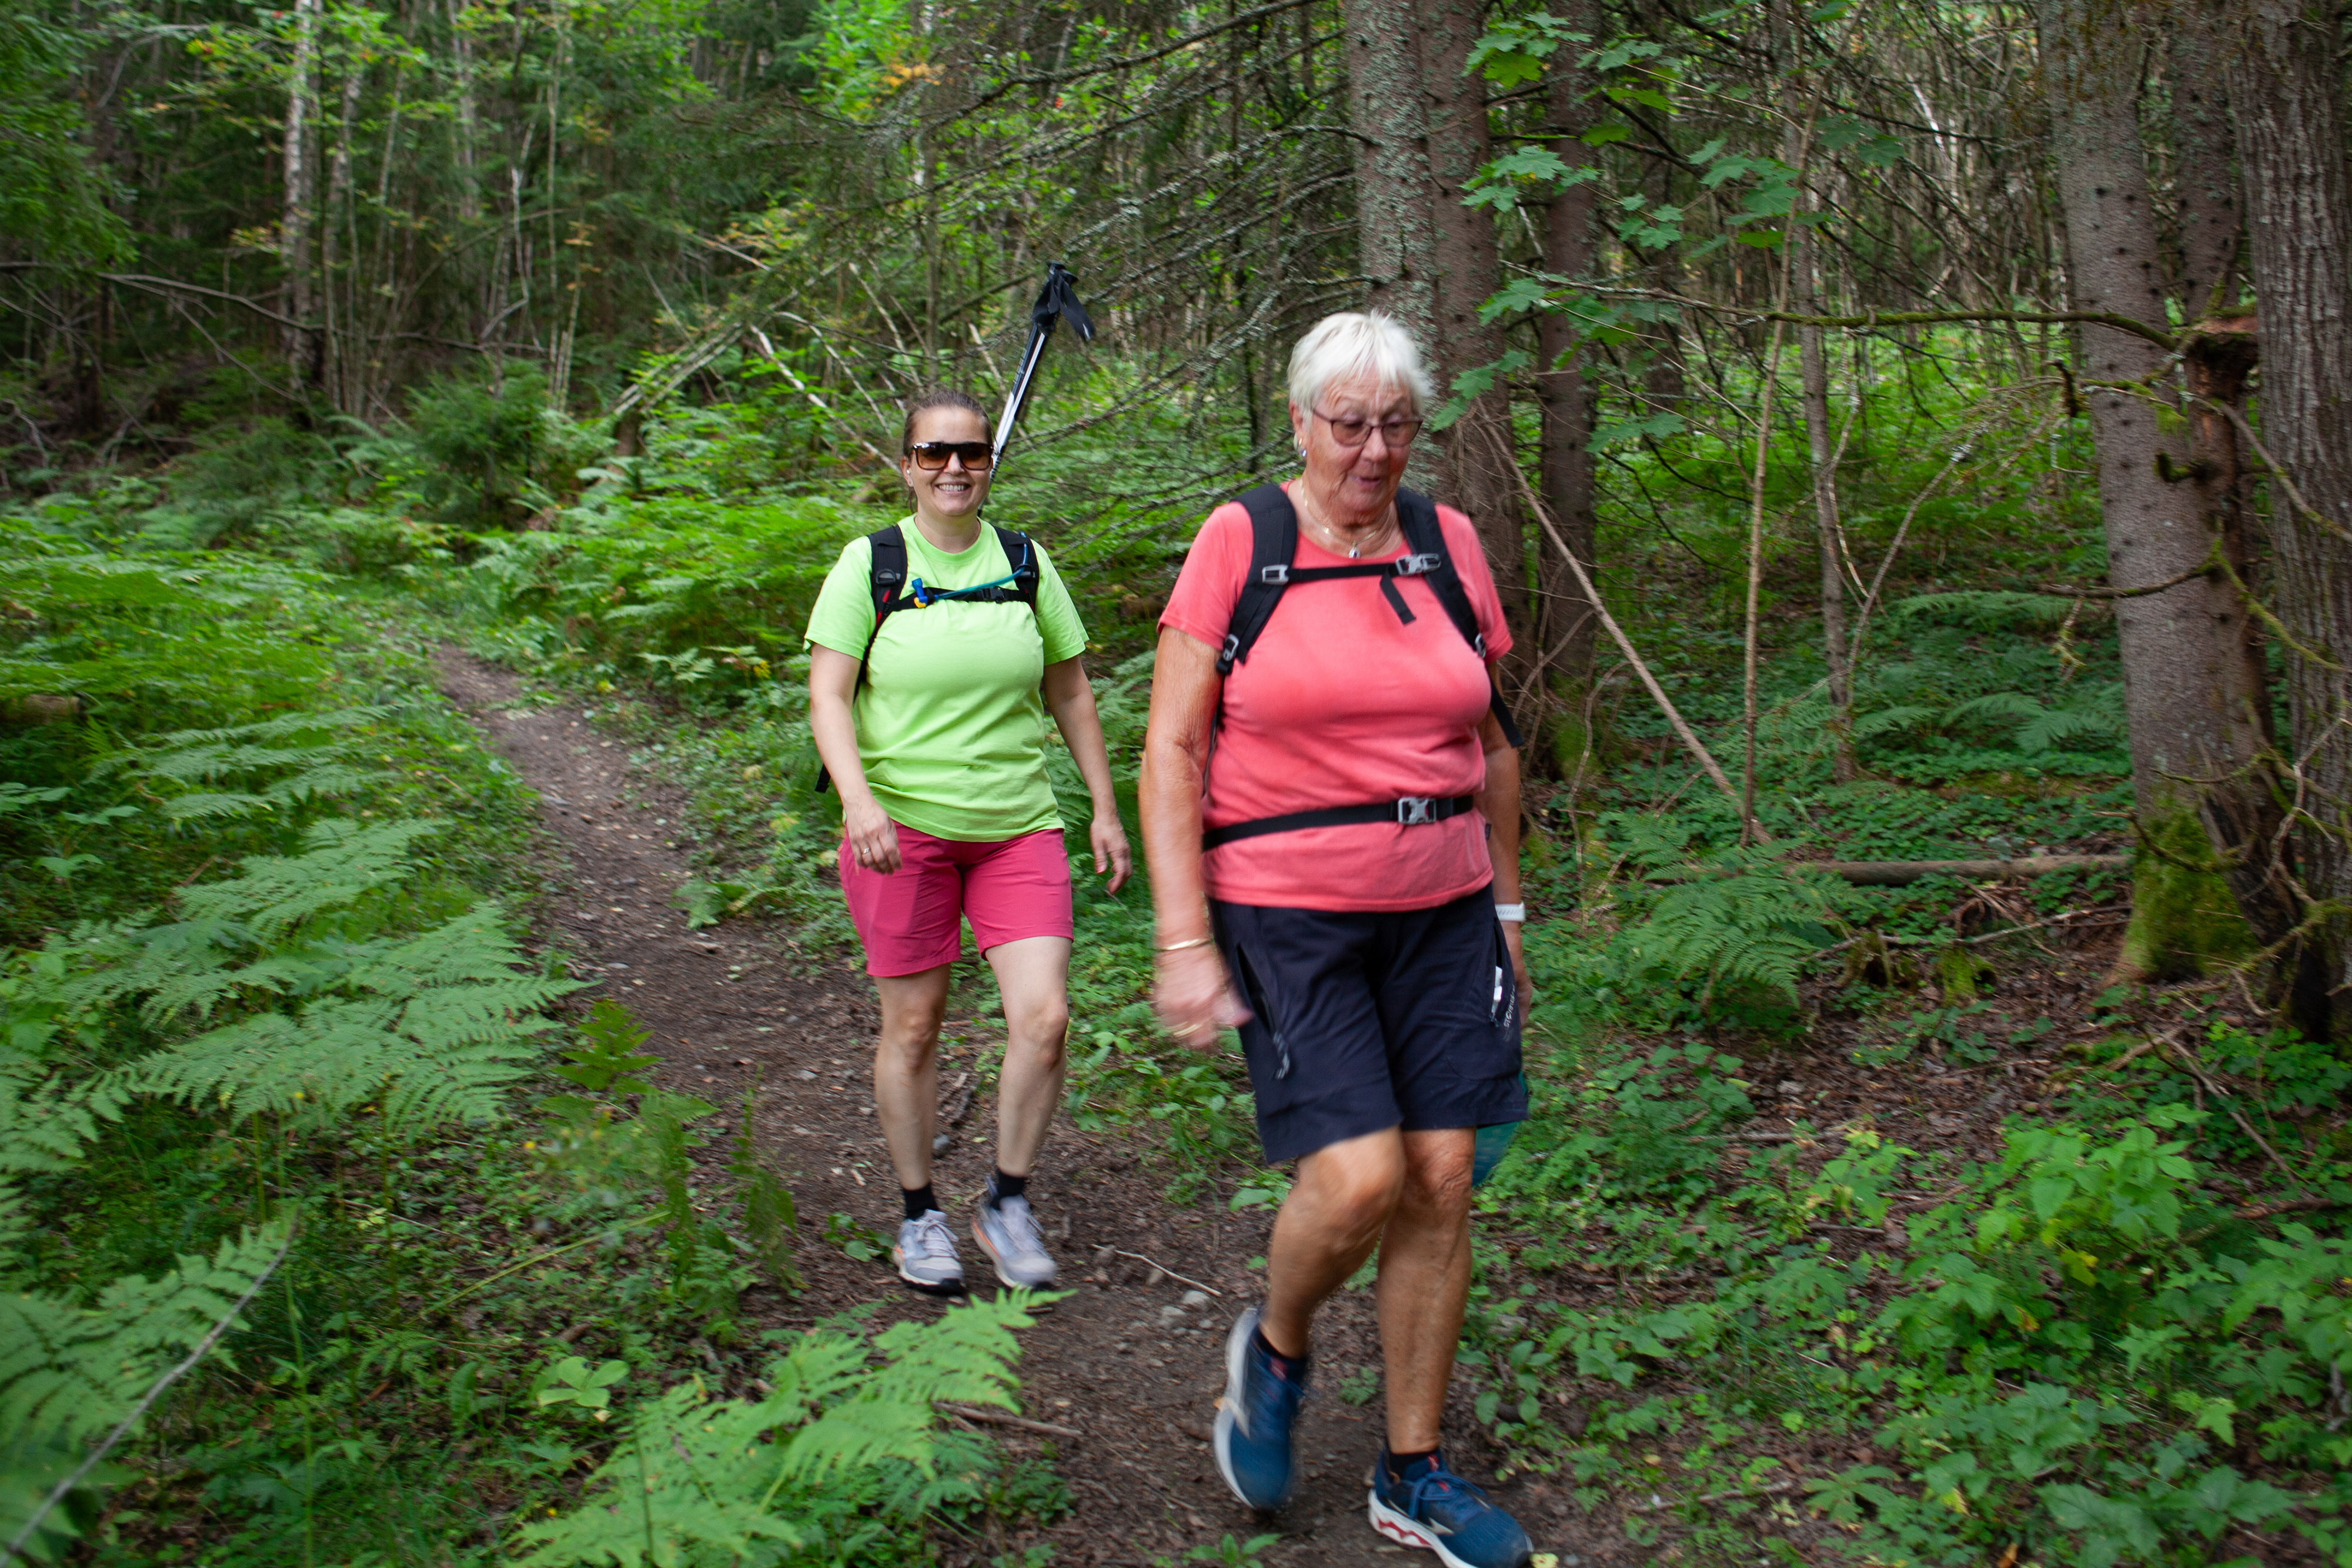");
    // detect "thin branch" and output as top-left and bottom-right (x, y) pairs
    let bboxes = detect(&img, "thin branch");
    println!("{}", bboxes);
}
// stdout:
(4, 1231), (294, 1564)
